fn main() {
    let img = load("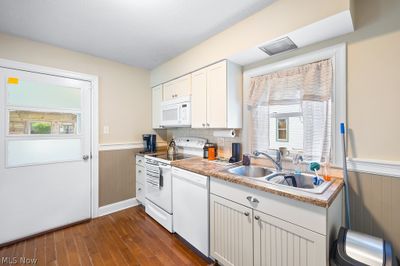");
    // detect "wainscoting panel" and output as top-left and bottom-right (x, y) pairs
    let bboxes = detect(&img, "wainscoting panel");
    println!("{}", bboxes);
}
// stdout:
(99, 148), (141, 207)
(348, 171), (400, 257)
